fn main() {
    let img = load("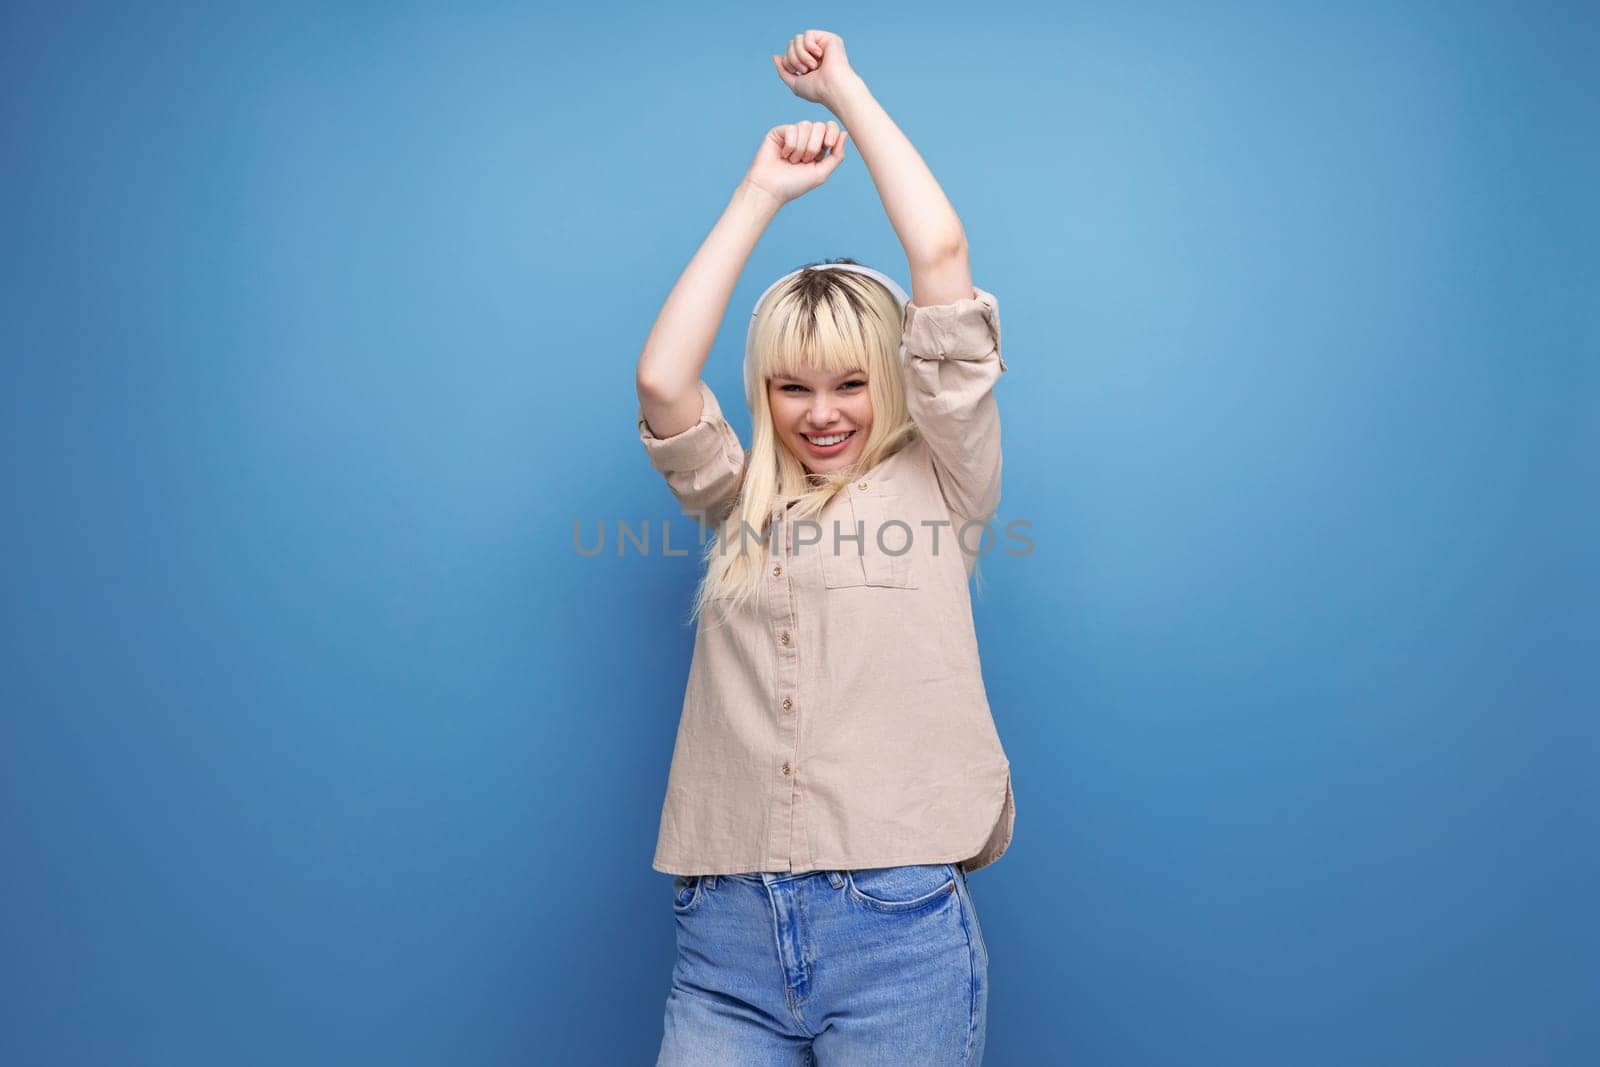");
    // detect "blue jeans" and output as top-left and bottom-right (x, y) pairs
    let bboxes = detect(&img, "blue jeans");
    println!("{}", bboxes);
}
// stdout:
(657, 863), (989, 1065)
